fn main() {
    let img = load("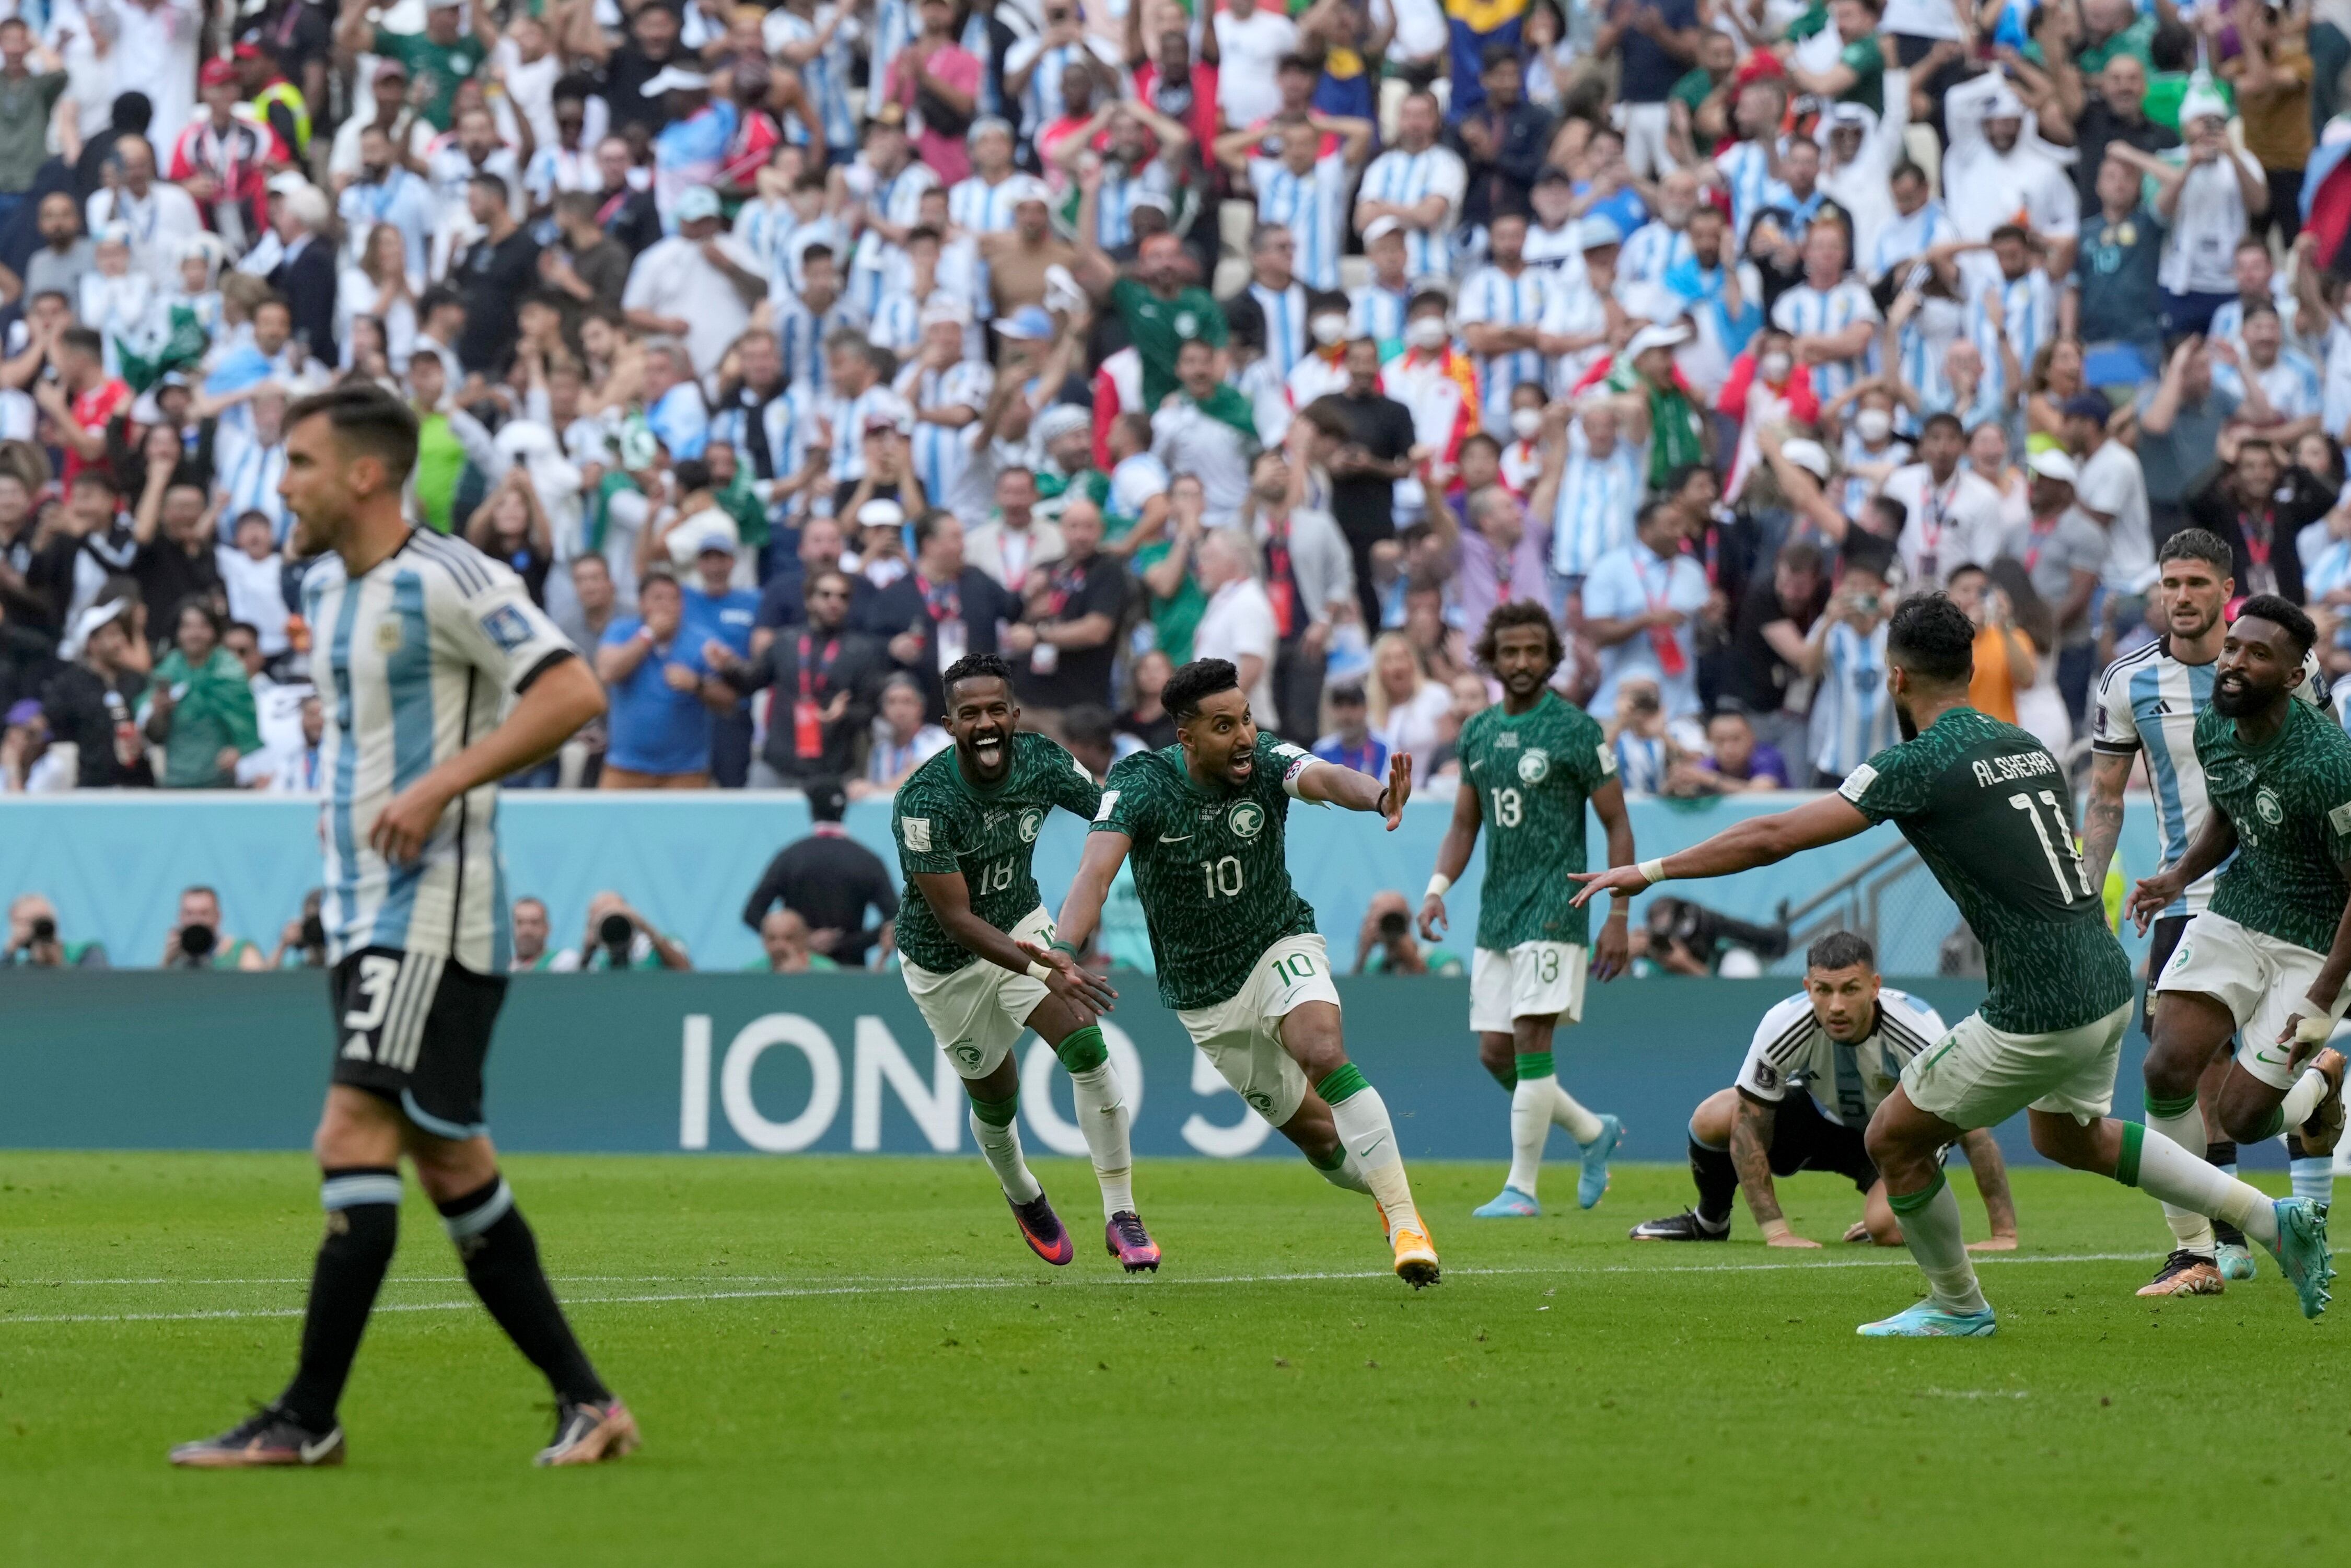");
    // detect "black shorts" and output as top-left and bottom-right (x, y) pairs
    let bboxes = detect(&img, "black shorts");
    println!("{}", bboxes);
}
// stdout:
(329, 947), (507, 1139)
(1763, 1090), (1878, 1193)
(2143, 913), (2191, 1037)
